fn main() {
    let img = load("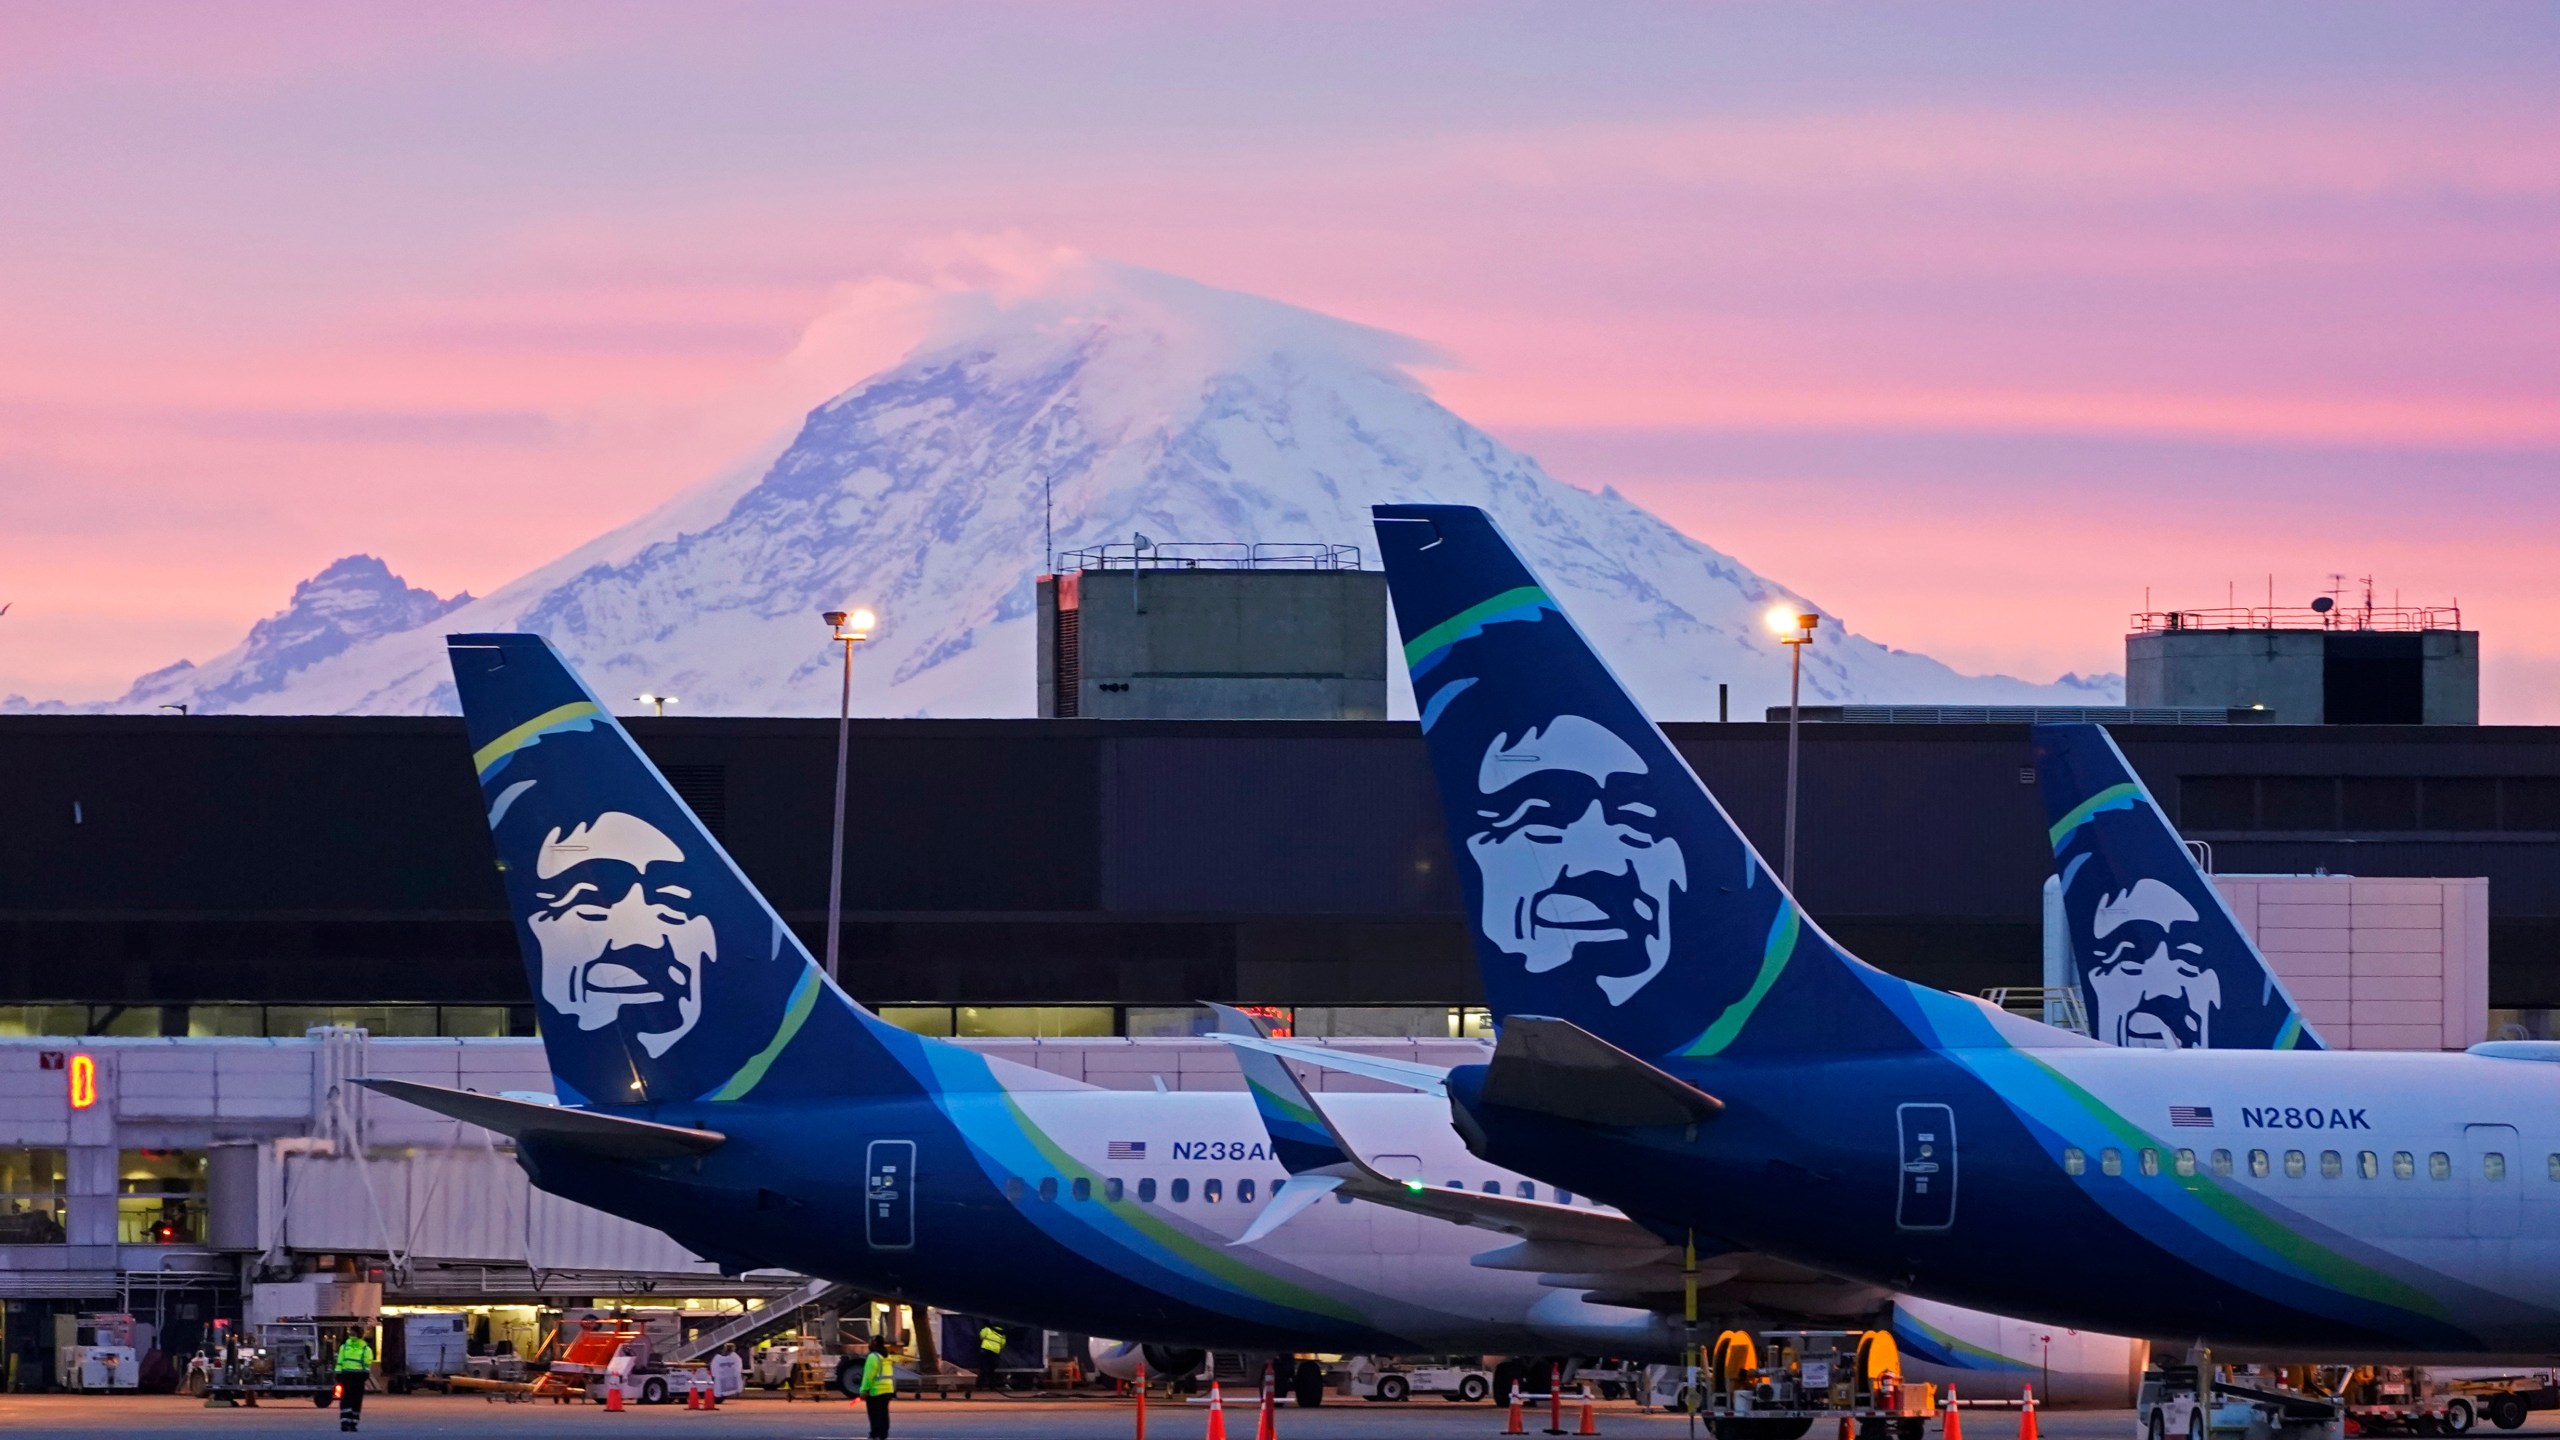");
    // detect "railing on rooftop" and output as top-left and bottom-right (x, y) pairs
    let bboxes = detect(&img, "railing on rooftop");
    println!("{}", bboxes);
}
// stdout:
(1053, 541), (1362, 572)
(2130, 605), (2462, 634)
